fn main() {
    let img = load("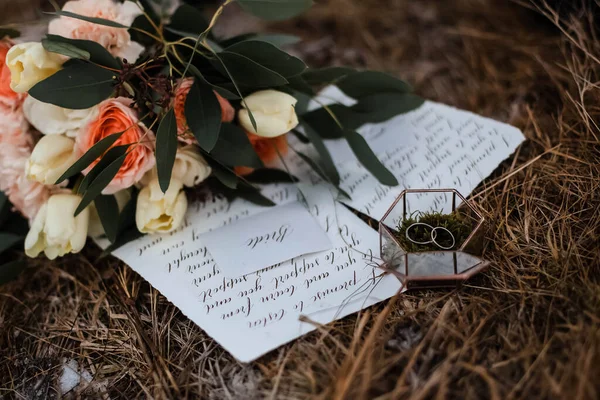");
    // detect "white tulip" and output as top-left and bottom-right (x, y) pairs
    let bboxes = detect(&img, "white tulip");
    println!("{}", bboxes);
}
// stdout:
(25, 135), (78, 185)
(24, 194), (89, 260)
(23, 96), (97, 137)
(88, 190), (131, 238)
(238, 90), (299, 138)
(140, 145), (212, 188)
(6, 42), (63, 93)
(136, 177), (187, 234)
